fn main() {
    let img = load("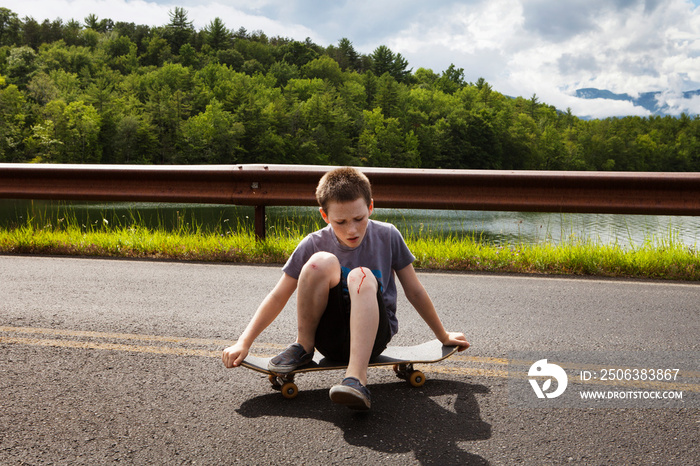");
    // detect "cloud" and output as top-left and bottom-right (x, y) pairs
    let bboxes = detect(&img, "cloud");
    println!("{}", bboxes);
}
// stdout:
(656, 91), (700, 115)
(522, 0), (602, 41)
(385, 0), (525, 75)
(500, 0), (700, 115)
(558, 97), (652, 120)
(558, 53), (601, 75)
